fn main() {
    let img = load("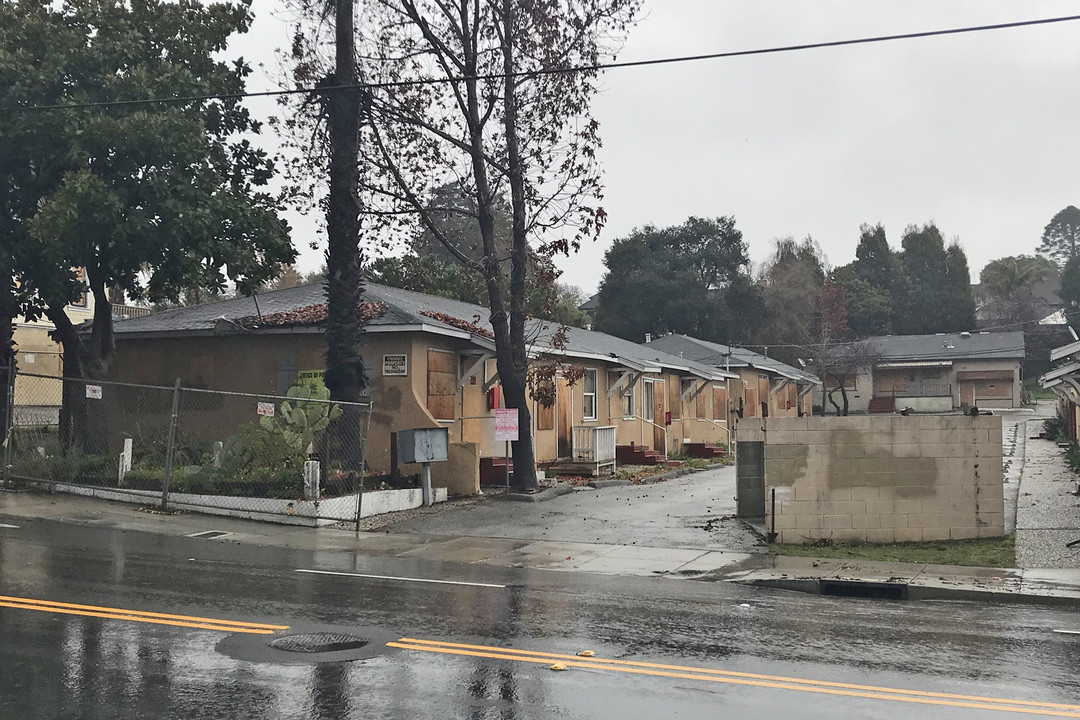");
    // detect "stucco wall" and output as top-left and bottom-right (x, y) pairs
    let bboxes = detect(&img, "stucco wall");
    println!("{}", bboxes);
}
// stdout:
(112, 331), (481, 496)
(822, 358), (1021, 414)
(739, 414), (1004, 544)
